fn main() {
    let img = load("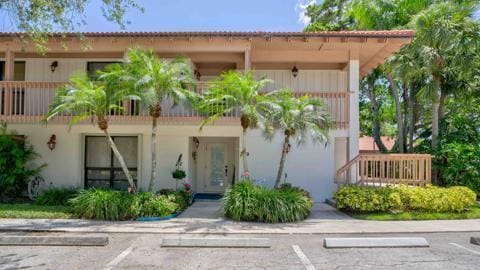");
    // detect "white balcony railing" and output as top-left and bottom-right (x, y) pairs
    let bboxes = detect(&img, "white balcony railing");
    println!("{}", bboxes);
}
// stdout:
(0, 81), (350, 128)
